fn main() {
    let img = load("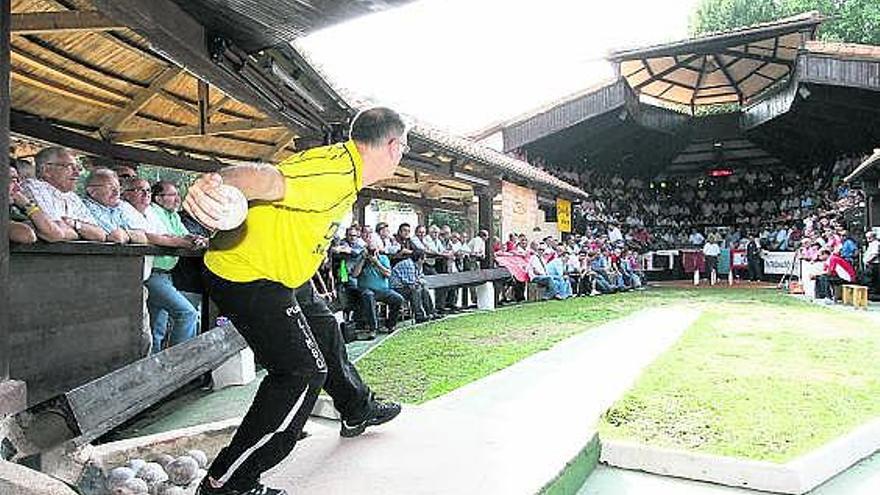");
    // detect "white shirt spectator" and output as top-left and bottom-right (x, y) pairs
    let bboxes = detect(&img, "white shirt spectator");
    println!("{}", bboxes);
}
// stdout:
(468, 236), (486, 259)
(21, 177), (99, 224)
(865, 237), (879, 266)
(703, 241), (721, 257)
(527, 253), (548, 279)
(608, 226), (623, 243)
(689, 232), (705, 246)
